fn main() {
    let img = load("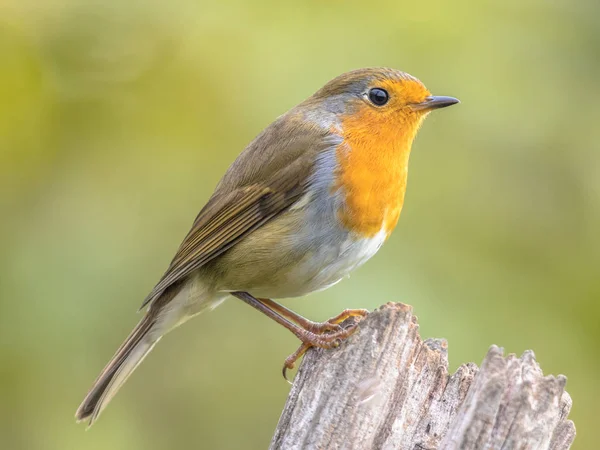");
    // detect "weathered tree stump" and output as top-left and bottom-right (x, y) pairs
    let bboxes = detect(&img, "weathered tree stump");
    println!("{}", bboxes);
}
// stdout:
(270, 303), (575, 450)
